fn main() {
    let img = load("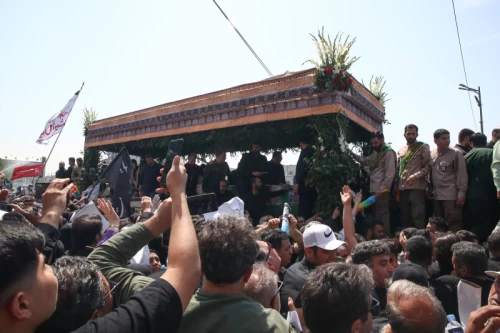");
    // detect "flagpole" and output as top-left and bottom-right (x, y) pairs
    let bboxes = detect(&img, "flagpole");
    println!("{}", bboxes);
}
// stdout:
(35, 82), (85, 184)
